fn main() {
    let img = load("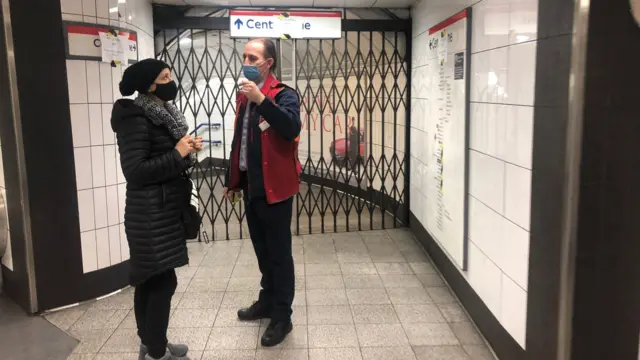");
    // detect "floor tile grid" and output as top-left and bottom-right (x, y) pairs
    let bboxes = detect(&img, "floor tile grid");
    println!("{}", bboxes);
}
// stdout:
(386, 229), (498, 360)
(50, 229), (497, 360)
(343, 230), (485, 360)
